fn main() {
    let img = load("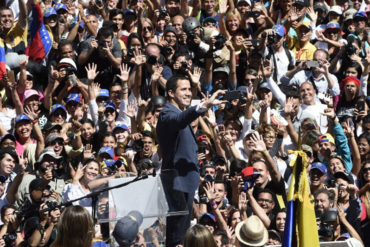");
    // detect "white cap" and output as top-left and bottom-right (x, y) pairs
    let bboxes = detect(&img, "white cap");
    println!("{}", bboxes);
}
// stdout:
(16, 70), (33, 81)
(328, 5), (342, 15)
(58, 58), (77, 71)
(237, 0), (251, 6)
